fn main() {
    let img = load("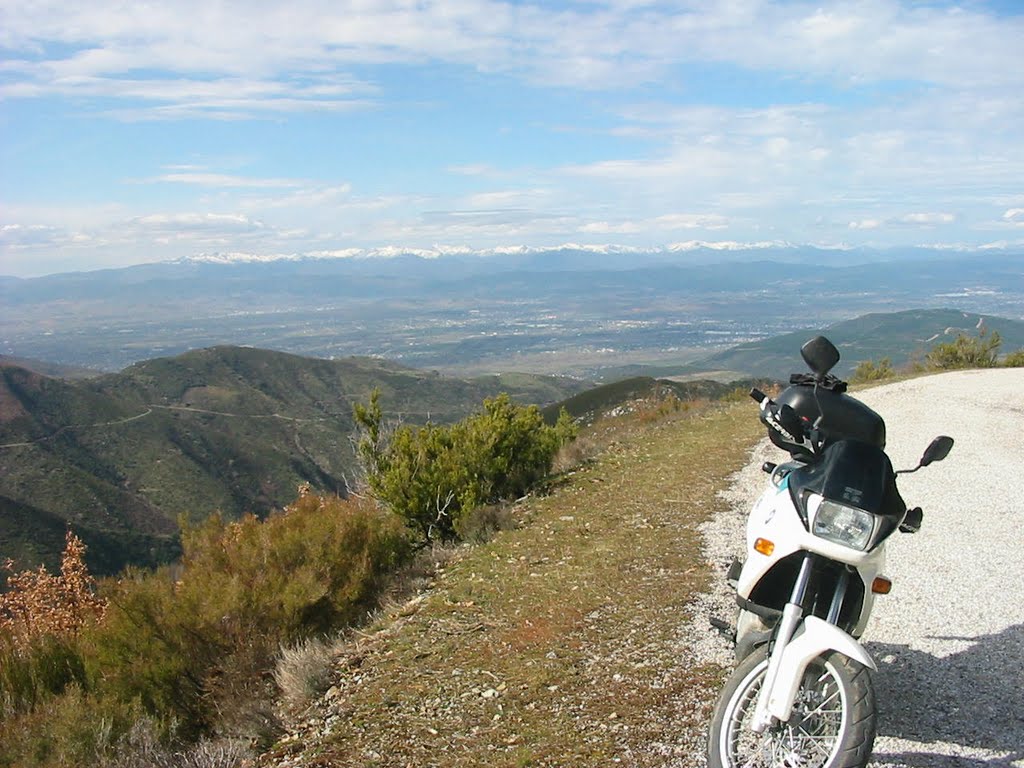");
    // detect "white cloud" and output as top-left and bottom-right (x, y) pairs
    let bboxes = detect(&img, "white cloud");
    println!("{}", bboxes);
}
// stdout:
(0, 62), (378, 118)
(849, 212), (955, 230)
(463, 189), (552, 208)
(653, 213), (729, 231)
(2, 1), (1022, 118)
(127, 212), (264, 232)
(1003, 208), (1024, 223)
(0, 223), (76, 248)
(897, 212), (955, 226)
(578, 212), (728, 236)
(849, 219), (882, 230)
(247, 185), (357, 210)
(578, 221), (643, 235)
(147, 173), (306, 189)
(447, 164), (496, 176)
